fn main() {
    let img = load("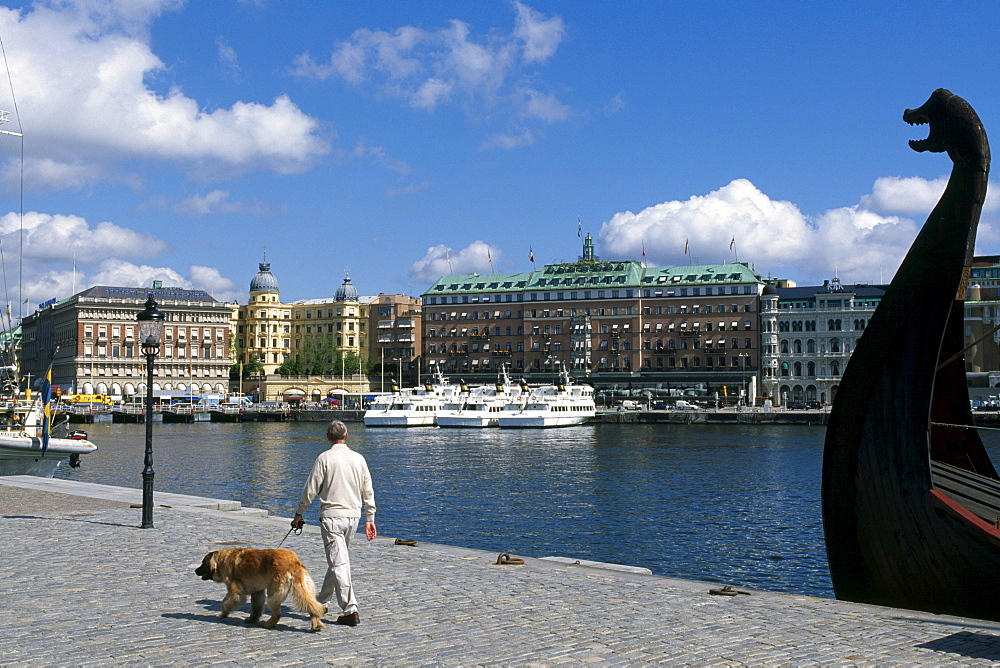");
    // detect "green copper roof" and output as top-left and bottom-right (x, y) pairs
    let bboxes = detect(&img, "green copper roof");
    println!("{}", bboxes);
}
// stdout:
(423, 261), (763, 295)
